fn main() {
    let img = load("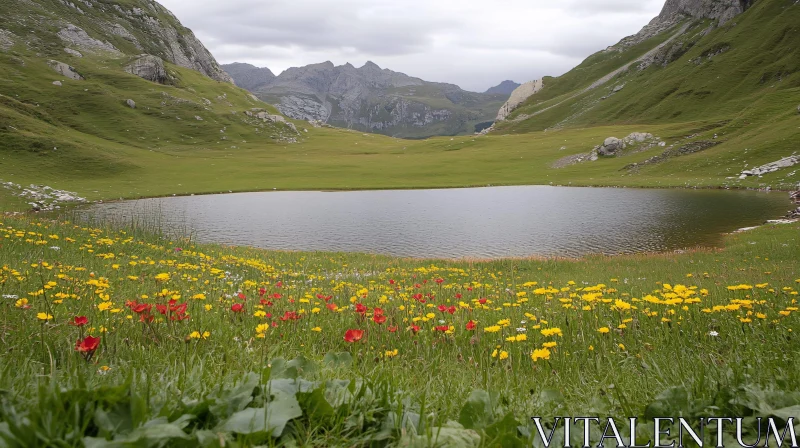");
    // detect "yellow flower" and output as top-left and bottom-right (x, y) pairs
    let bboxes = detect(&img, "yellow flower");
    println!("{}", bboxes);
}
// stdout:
(15, 298), (28, 308)
(311, 327), (322, 332)
(37, 312), (53, 321)
(202, 331), (210, 339)
(204, 304), (213, 311)
(531, 348), (551, 362)
(543, 342), (557, 348)
(384, 349), (399, 358)
(154, 273), (170, 282)
(483, 325), (501, 333)
(253, 310), (267, 318)
(491, 349), (498, 358)
(540, 328), (562, 337)
(192, 293), (206, 300)
(618, 344), (626, 351)
(98, 302), (113, 312)
(597, 327), (610, 334)
(189, 331), (201, 339)
(498, 351), (509, 360)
